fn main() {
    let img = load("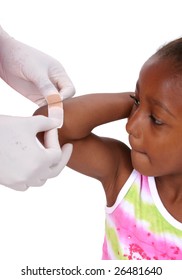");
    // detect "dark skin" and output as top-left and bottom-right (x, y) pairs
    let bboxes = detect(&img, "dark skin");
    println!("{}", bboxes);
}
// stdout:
(35, 55), (182, 222)
(35, 92), (134, 207)
(127, 55), (182, 222)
